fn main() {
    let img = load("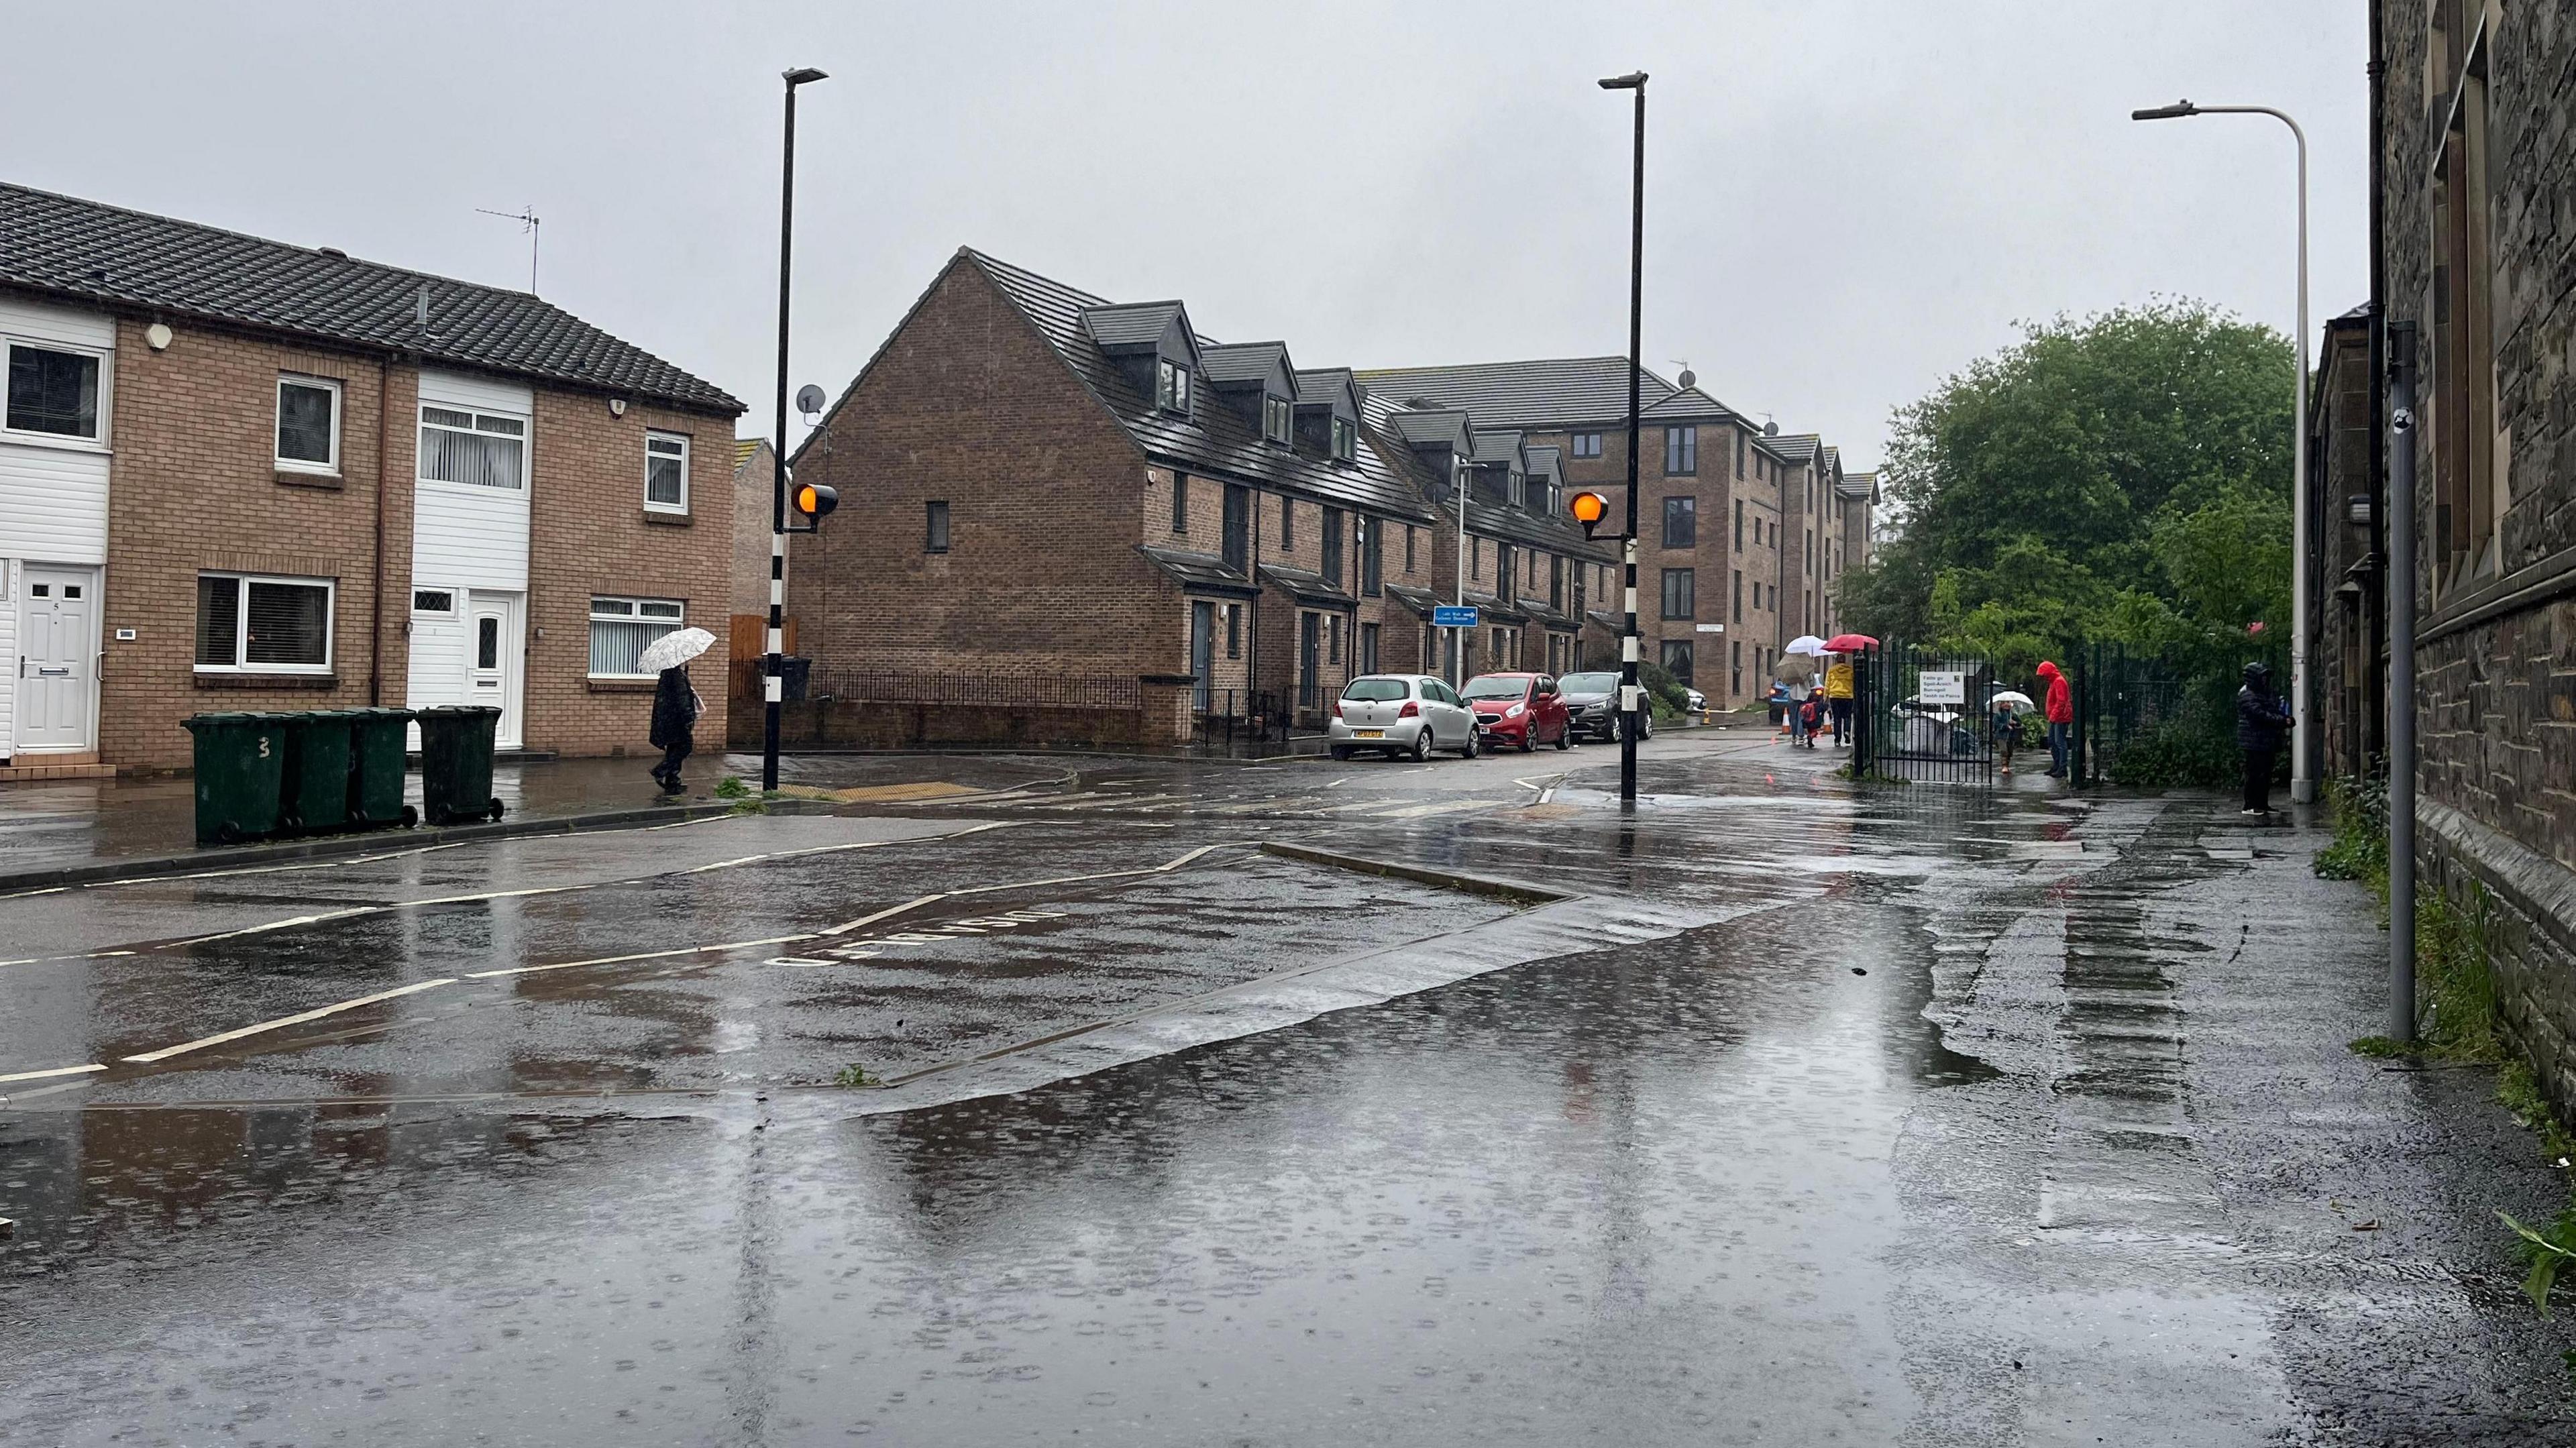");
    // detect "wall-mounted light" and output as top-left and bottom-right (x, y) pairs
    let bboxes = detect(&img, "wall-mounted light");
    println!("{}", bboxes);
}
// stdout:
(2346, 494), (2373, 529)
(609, 398), (628, 419)
(145, 323), (172, 351)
